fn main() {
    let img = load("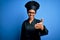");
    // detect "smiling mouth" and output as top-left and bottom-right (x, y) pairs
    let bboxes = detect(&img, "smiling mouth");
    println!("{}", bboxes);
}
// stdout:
(29, 15), (33, 16)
